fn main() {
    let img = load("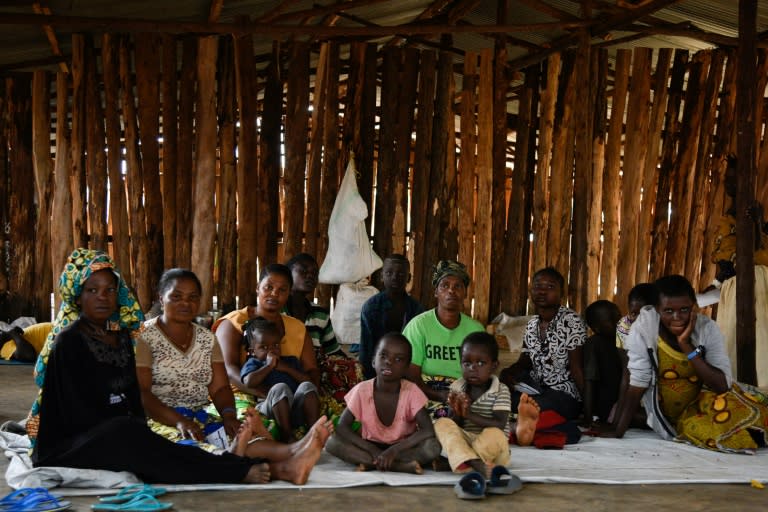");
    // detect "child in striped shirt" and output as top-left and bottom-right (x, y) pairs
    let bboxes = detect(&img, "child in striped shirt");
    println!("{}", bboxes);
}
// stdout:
(434, 332), (538, 477)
